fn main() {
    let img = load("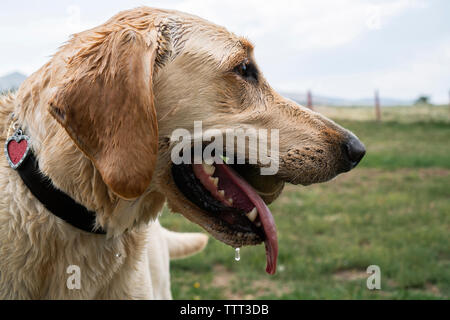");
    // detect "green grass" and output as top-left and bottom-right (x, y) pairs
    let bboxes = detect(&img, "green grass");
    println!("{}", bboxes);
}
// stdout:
(338, 120), (450, 169)
(316, 104), (450, 124)
(162, 107), (450, 300)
